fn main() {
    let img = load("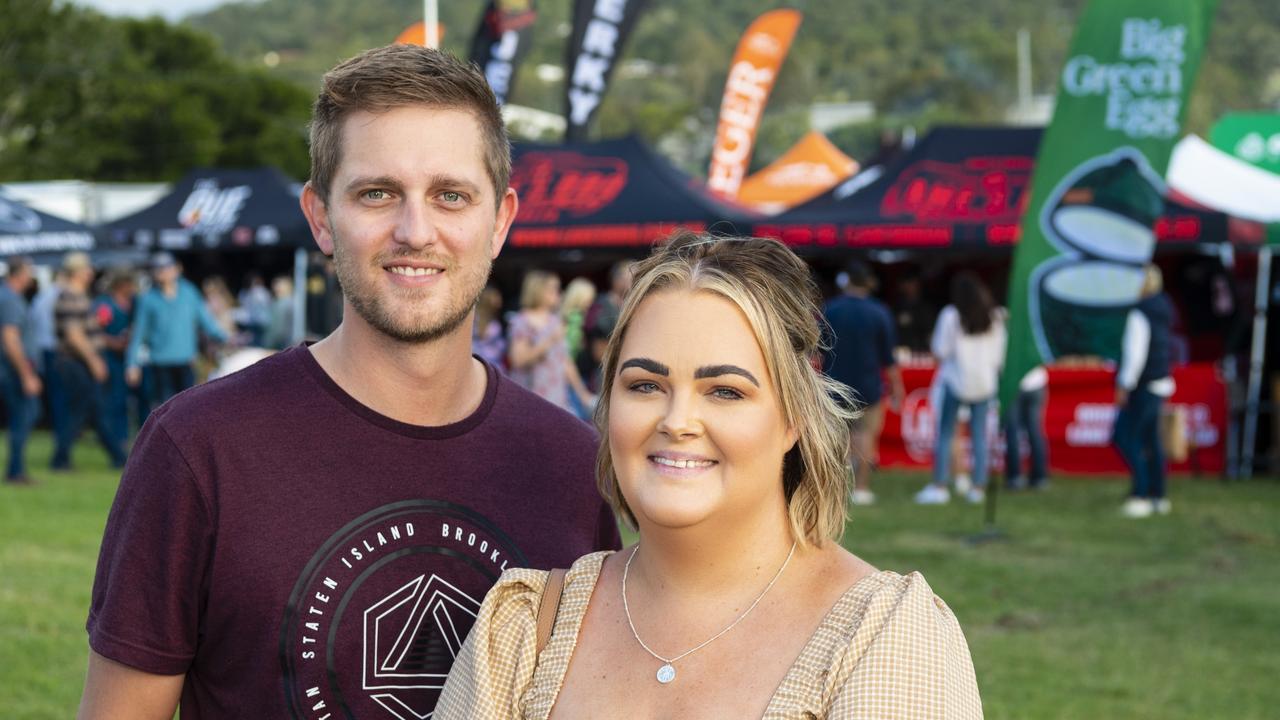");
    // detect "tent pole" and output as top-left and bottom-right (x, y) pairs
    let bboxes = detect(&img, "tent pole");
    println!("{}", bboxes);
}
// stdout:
(292, 247), (308, 345)
(1241, 246), (1272, 478)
